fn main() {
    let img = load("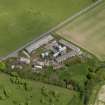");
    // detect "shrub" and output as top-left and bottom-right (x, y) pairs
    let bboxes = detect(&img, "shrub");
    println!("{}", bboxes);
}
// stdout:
(24, 82), (32, 91)
(0, 62), (6, 71)
(10, 72), (19, 77)
(3, 87), (11, 97)
(0, 89), (6, 100)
